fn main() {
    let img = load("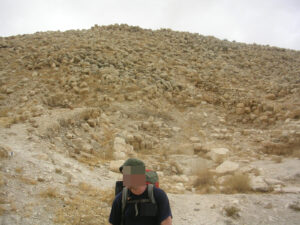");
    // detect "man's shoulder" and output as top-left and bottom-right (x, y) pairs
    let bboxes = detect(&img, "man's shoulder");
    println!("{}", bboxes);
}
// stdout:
(113, 190), (123, 205)
(153, 186), (168, 199)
